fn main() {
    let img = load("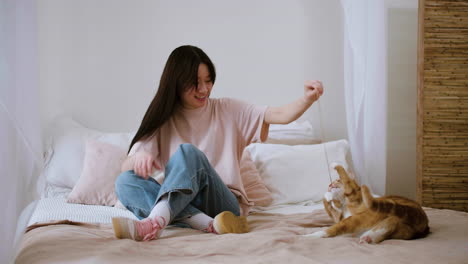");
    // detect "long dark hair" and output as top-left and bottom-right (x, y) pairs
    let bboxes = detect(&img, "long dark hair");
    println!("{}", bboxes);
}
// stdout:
(128, 45), (216, 153)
